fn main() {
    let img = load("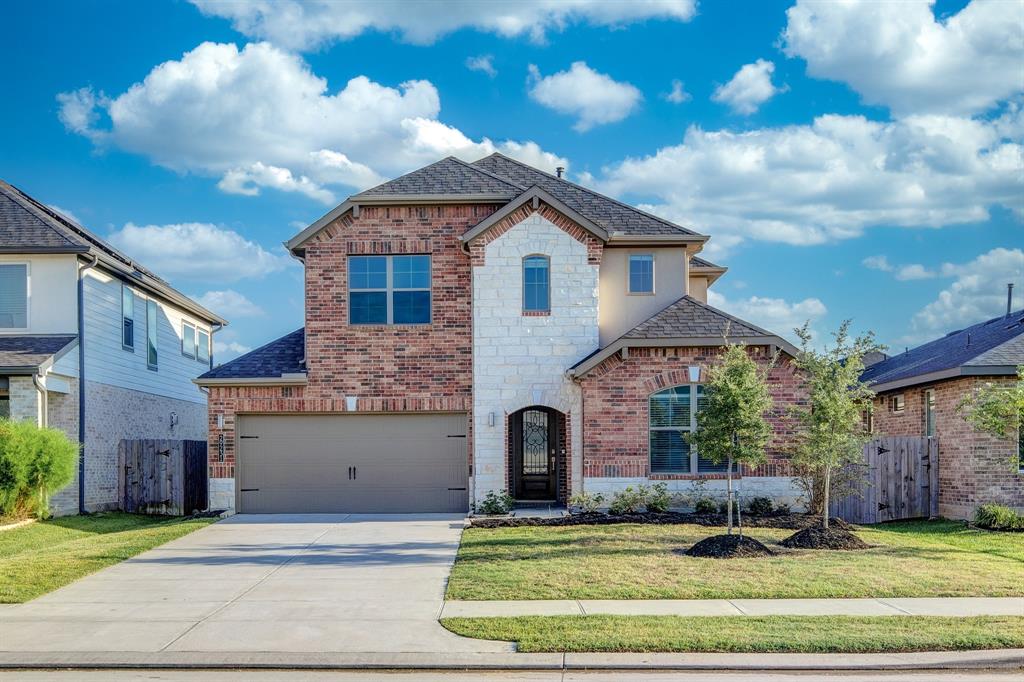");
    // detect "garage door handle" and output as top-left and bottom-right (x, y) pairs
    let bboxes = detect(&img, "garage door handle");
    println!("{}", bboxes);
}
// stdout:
(240, 435), (259, 439)
(348, 466), (357, 480)
(240, 488), (259, 492)
(448, 487), (467, 491)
